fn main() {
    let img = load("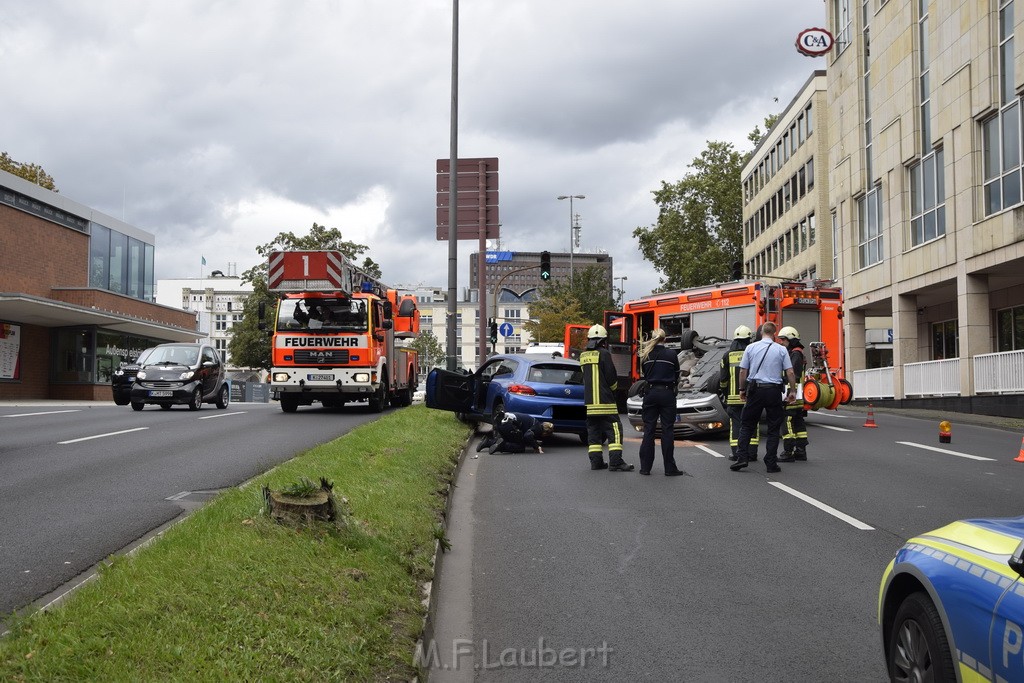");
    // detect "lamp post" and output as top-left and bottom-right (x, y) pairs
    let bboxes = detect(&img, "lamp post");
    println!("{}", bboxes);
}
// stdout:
(614, 275), (628, 307)
(557, 194), (585, 283)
